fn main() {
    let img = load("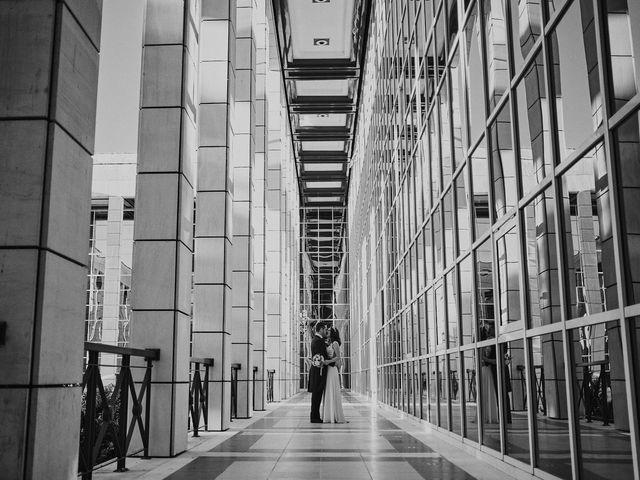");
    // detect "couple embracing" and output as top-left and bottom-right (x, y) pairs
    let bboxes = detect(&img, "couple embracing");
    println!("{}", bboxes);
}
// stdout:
(308, 322), (346, 424)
